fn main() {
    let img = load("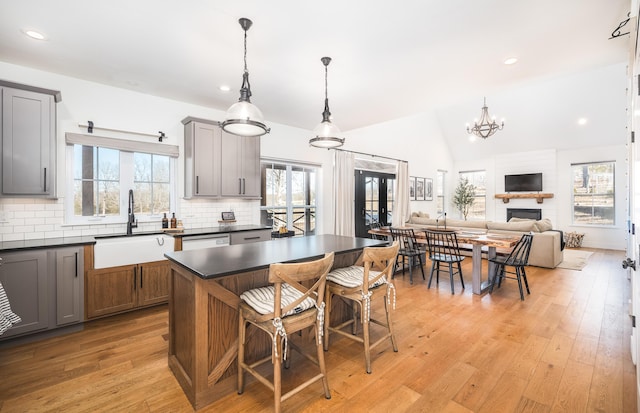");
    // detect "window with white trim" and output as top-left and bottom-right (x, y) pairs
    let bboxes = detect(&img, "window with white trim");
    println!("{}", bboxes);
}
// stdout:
(260, 160), (318, 236)
(437, 170), (446, 214)
(458, 170), (486, 220)
(65, 133), (178, 225)
(572, 161), (614, 225)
